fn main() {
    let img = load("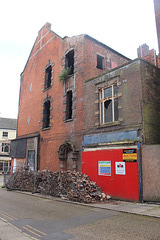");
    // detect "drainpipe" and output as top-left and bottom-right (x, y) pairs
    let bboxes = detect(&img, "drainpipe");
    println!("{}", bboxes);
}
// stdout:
(138, 142), (143, 202)
(153, 49), (157, 66)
